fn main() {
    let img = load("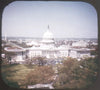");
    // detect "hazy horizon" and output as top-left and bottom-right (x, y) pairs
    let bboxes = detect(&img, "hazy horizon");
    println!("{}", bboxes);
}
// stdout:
(2, 1), (98, 38)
